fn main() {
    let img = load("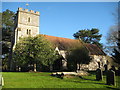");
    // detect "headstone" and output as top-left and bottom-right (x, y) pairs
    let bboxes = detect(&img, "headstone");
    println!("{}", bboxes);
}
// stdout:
(2, 77), (4, 86)
(118, 67), (120, 76)
(110, 66), (116, 72)
(106, 70), (115, 85)
(56, 72), (61, 78)
(96, 68), (102, 81)
(60, 73), (64, 79)
(104, 64), (108, 71)
(98, 62), (100, 68)
(0, 77), (4, 86)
